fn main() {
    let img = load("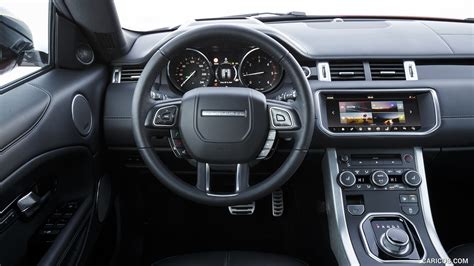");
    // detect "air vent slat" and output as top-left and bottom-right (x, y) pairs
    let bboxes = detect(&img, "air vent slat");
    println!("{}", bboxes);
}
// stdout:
(370, 61), (407, 80)
(119, 66), (144, 82)
(329, 62), (365, 81)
